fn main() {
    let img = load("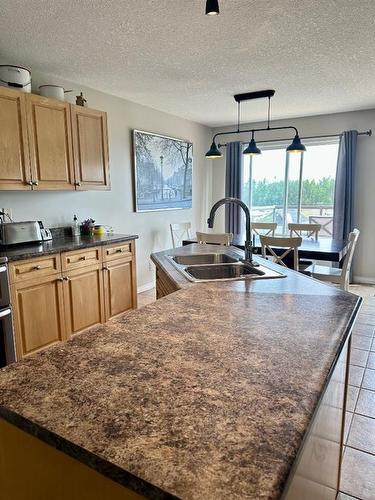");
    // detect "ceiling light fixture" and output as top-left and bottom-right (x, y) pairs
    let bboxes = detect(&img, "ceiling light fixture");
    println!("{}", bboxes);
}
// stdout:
(205, 0), (220, 15)
(205, 89), (306, 158)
